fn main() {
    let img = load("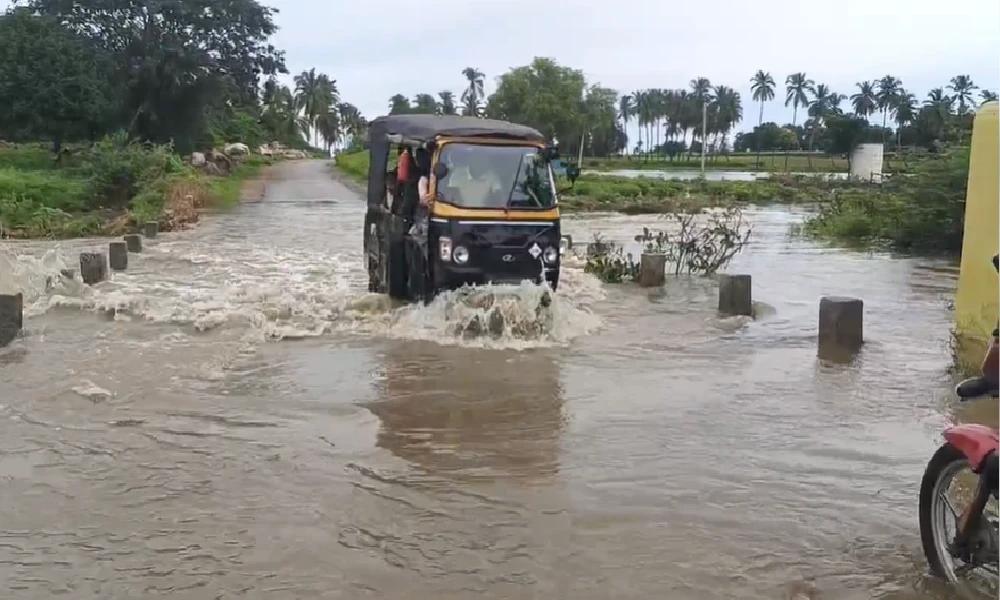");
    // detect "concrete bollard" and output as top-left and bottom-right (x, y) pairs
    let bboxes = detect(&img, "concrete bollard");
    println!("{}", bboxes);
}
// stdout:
(143, 221), (158, 239)
(123, 233), (142, 253)
(718, 273), (753, 316)
(0, 293), (23, 348)
(109, 241), (128, 271)
(818, 296), (864, 353)
(638, 253), (667, 287)
(80, 253), (108, 285)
